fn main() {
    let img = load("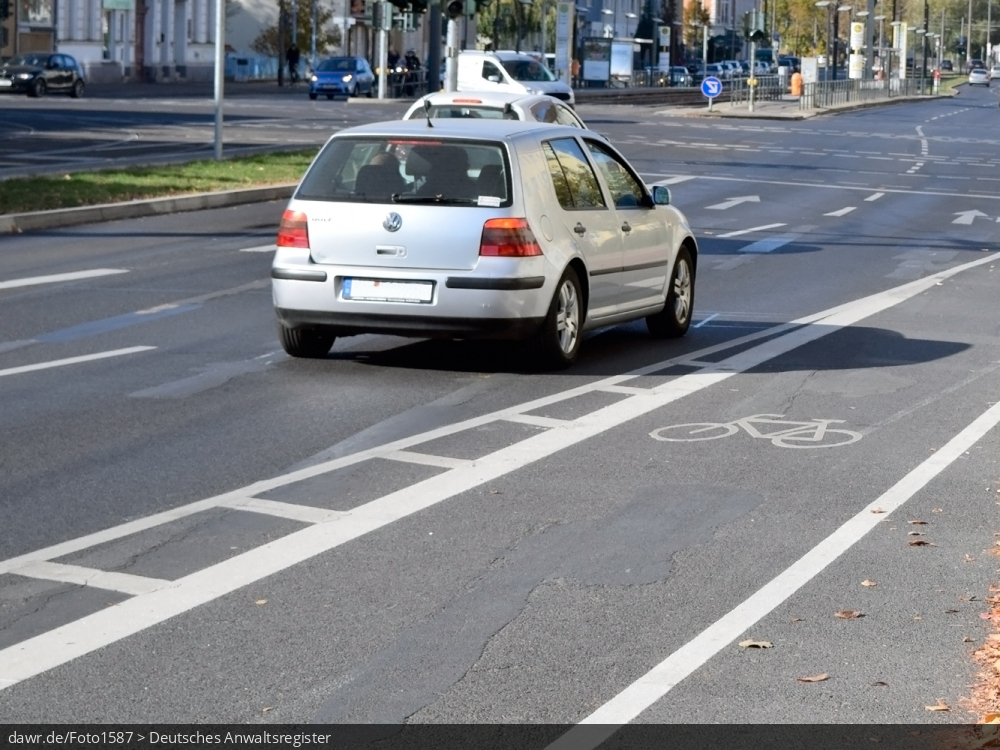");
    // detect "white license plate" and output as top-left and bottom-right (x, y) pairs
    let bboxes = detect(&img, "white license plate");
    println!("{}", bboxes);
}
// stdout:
(0, 80), (12, 87)
(343, 278), (433, 304)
